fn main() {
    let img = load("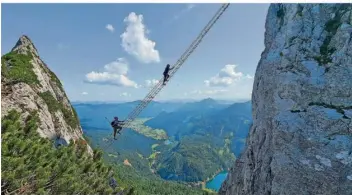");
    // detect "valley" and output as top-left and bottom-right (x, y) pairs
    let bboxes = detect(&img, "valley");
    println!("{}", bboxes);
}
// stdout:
(74, 98), (252, 191)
